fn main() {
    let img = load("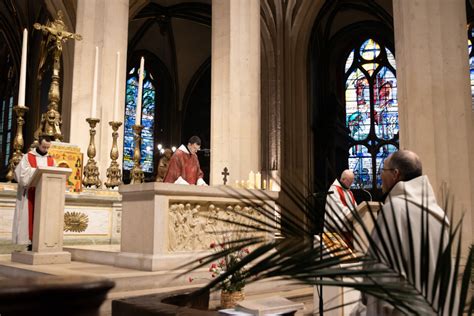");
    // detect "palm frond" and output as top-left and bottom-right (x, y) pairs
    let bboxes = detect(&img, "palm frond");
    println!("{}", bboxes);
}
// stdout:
(183, 176), (473, 315)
